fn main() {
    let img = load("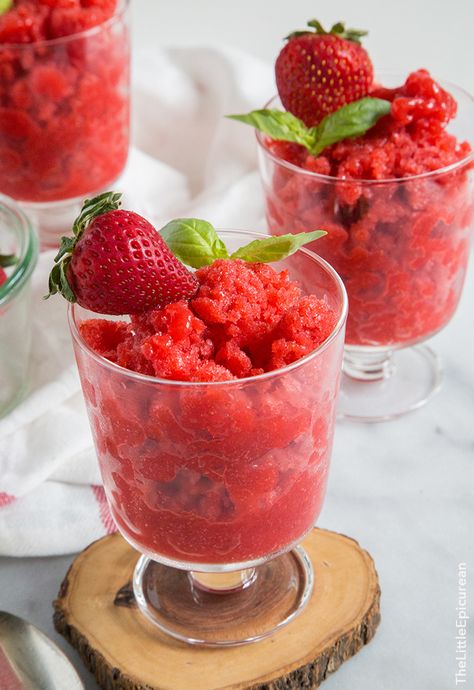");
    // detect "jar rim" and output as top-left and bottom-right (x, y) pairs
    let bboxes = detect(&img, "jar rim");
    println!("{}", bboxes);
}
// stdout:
(0, 197), (38, 306)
